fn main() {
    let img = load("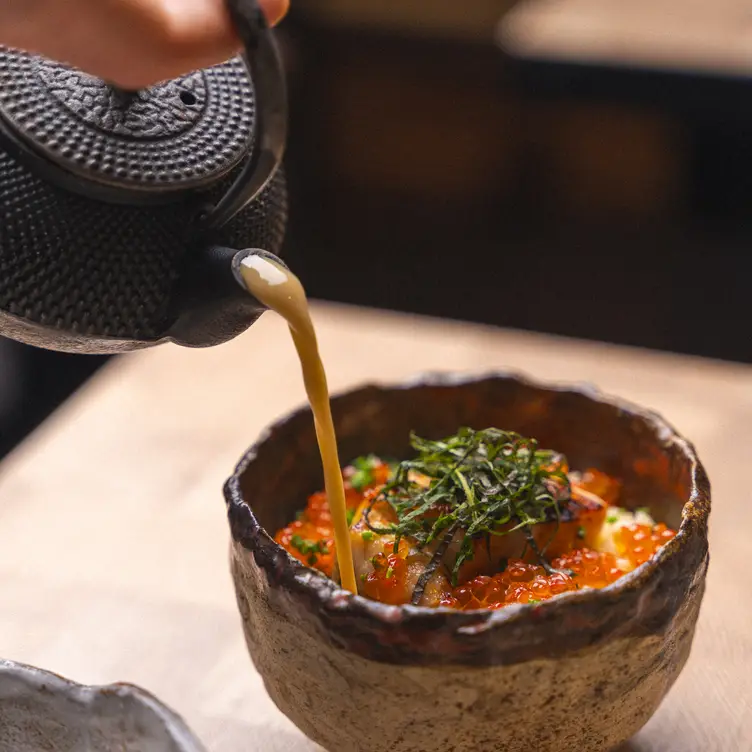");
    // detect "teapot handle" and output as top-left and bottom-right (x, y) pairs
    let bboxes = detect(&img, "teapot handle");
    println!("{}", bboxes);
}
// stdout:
(201, 0), (288, 229)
